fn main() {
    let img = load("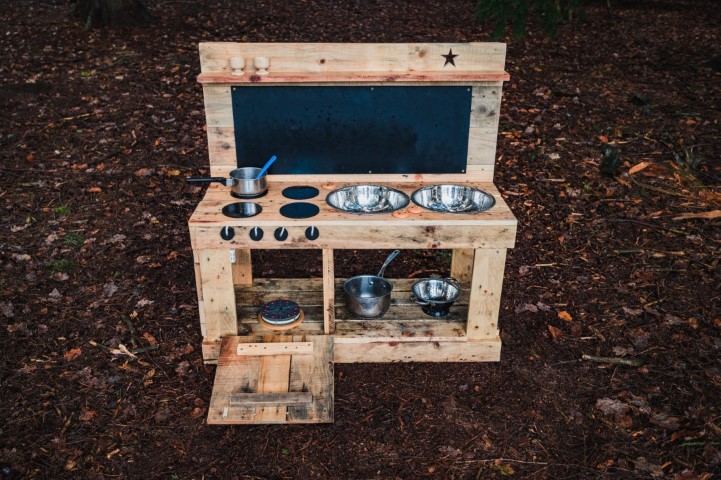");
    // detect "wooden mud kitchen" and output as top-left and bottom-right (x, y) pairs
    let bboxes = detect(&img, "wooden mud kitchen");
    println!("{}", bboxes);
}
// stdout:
(187, 43), (517, 424)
